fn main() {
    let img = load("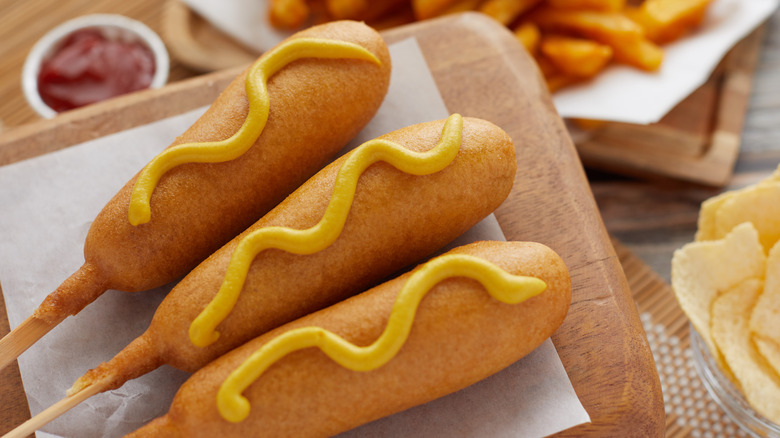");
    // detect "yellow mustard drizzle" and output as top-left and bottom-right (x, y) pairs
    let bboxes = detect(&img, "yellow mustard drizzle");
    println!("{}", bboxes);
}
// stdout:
(216, 253), (548, 423)
(127, 38), (381, 226)
(188, 114), (464, 348)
